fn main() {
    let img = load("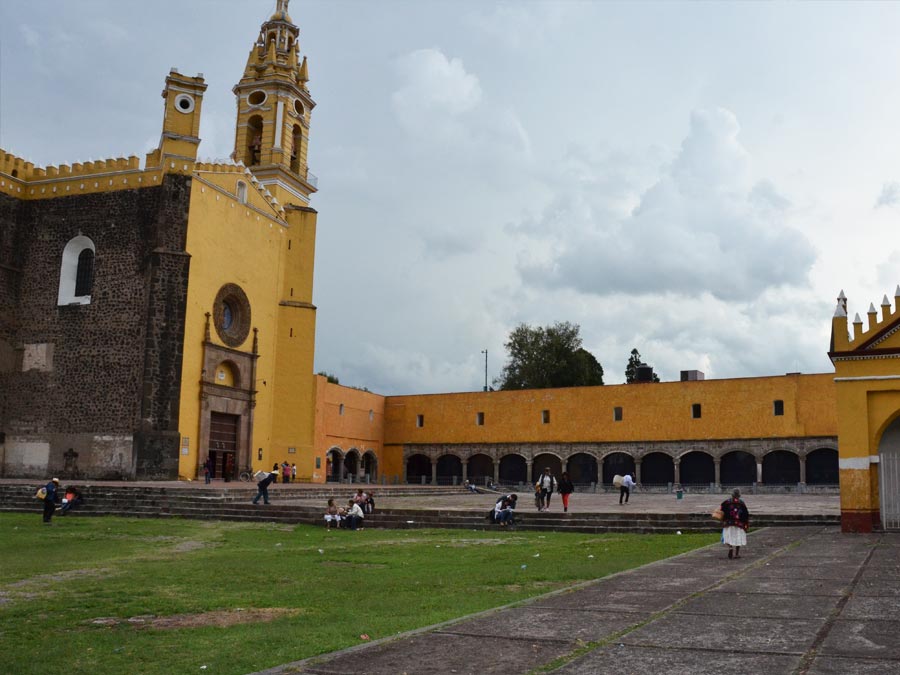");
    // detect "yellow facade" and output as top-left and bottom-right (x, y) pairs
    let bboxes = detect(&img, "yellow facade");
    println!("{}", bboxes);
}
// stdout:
(830, 290), (900, 531)
(384, 374), (836, 446)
